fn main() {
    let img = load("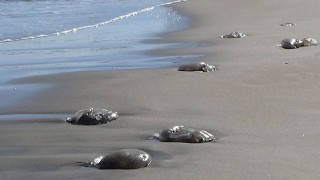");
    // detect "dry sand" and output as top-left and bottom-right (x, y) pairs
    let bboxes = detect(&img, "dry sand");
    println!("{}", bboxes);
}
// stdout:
(2, 0), (320, 179)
